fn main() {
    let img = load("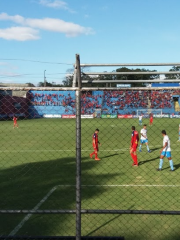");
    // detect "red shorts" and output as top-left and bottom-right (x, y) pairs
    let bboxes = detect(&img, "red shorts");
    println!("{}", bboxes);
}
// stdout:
(131, 144), (138, 152)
